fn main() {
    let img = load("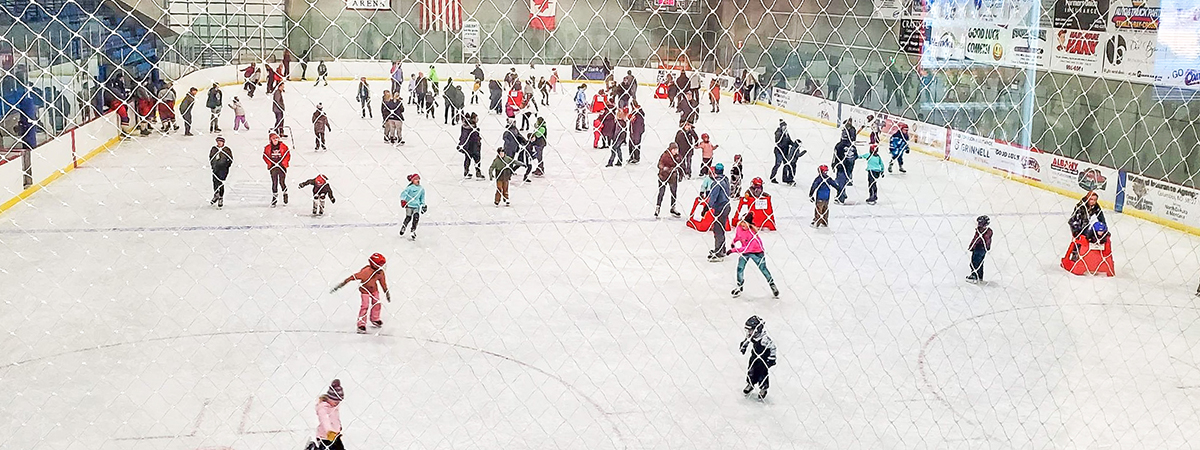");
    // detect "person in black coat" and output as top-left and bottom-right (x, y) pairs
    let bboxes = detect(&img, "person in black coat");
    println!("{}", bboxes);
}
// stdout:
(840, 119), (858, 185)
(1069, 191), (1106, 238)
(206, 83), (223, 133)
(674, 122), (699, 178)
(458, 113), (483, 179)
(502, 121), (528, 159)
(628, 101), (646, 164)
(831, 139), (853, 203)
(209, 136), (232, 207)
(967, 215), (993, 282)
(770, 120), (790, 184)
(488, 80), (503, 114)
